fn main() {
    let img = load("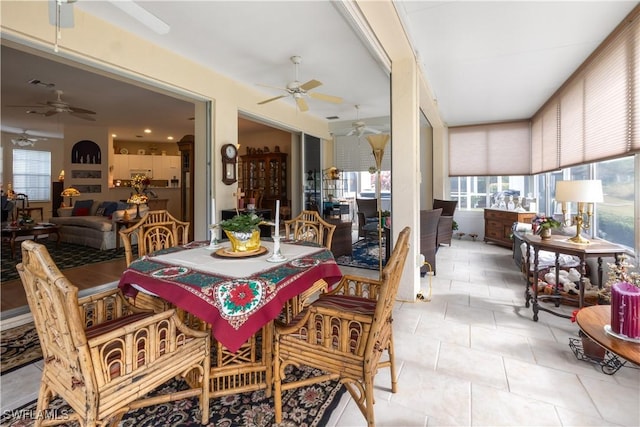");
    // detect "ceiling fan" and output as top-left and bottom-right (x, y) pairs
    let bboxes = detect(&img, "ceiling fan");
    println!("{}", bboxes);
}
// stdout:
(12, 90), (97, 121)
(335, 105), (383, 138)
(11, 131), (48, 147)
(257, 55), (343, 112)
